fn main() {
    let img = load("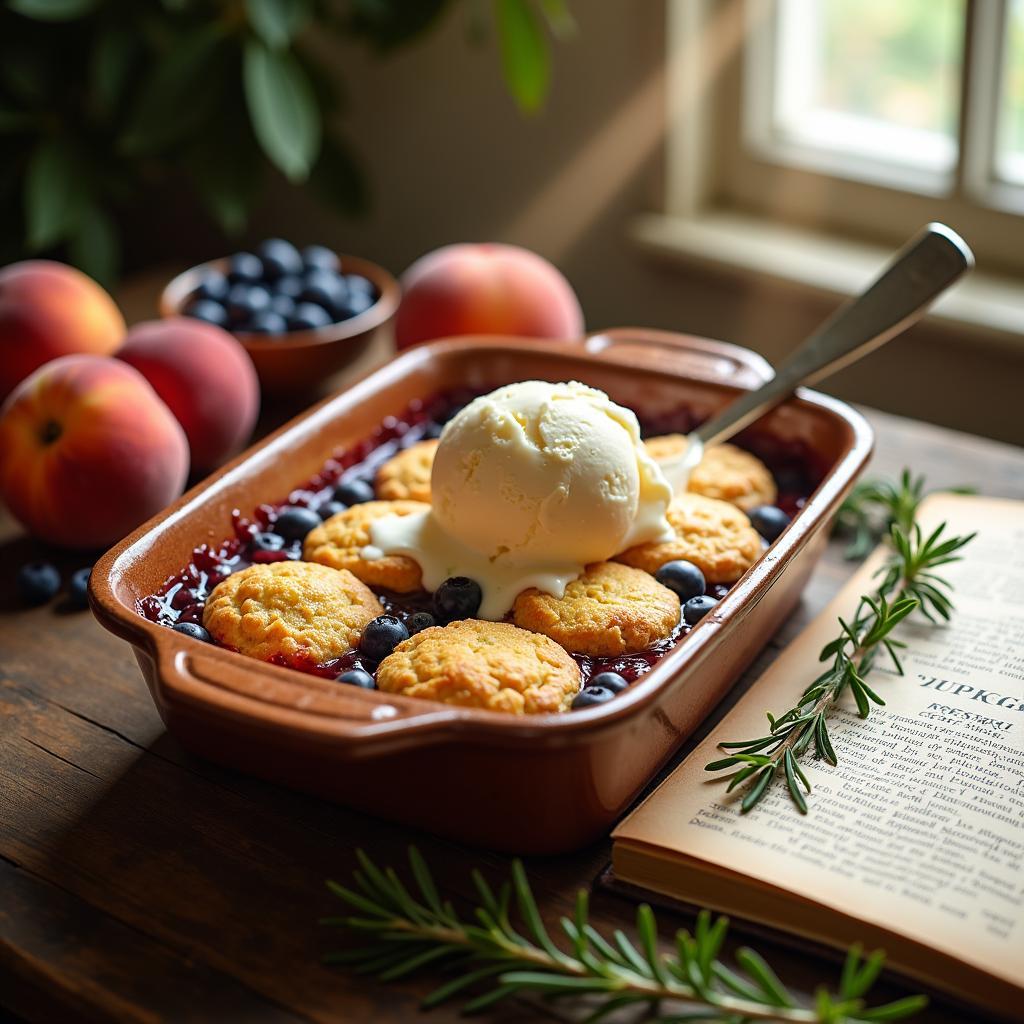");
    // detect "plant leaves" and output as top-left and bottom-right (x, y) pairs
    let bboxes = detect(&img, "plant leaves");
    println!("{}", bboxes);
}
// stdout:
(348, 0), (451, 51)
(243, 40), (321, 182)
(246, 0), (312, 48)
(24, 136), (85, 250)
(188, 115), (264, 236)
(68, 201), (119, 286)
(495, 0), (550, 113)
(120, 28), (226, 154)
(8, 0), (97, 21)
(90, 25), (139, 119)
(308, 133), (368, 217)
